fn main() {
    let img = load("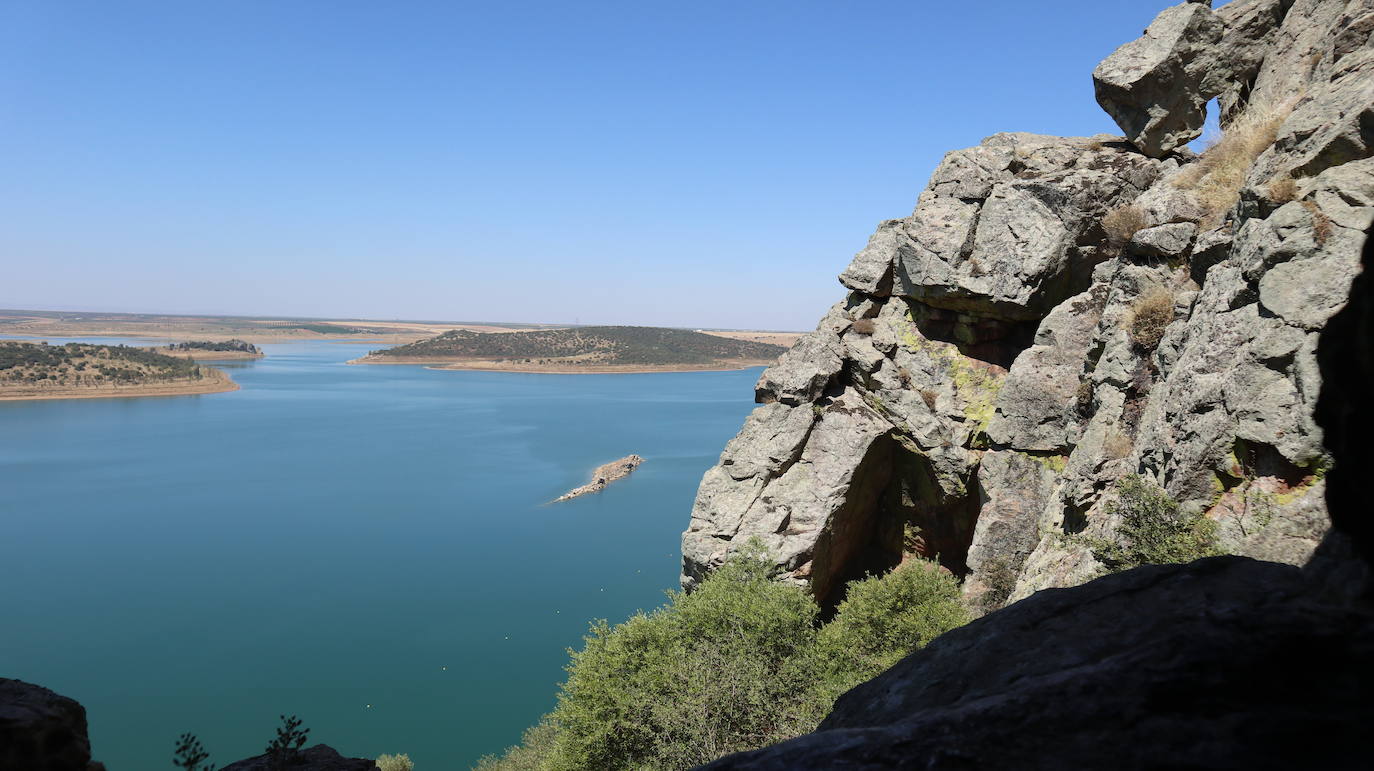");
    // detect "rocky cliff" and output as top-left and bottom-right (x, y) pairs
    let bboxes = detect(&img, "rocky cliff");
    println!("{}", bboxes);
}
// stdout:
(682, 0), (1374, 614)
